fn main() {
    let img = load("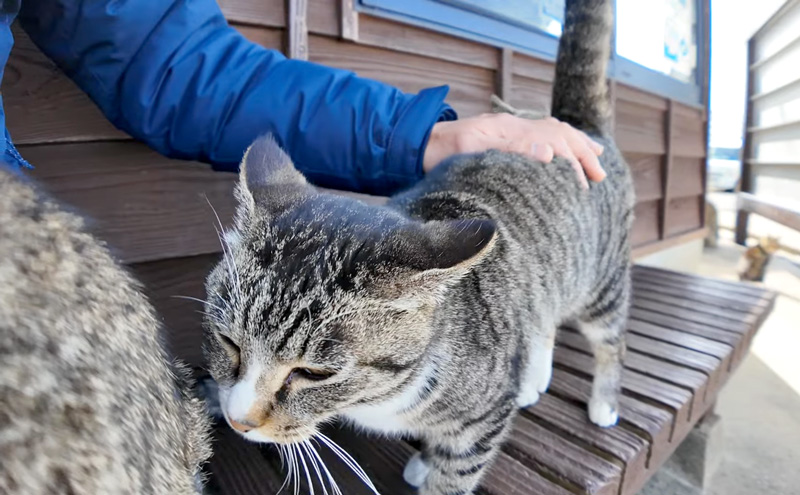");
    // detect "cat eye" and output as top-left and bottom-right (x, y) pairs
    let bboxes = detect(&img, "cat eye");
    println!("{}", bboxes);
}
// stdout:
(217, 333), (241, 377)
(287, 367), (335, 384)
